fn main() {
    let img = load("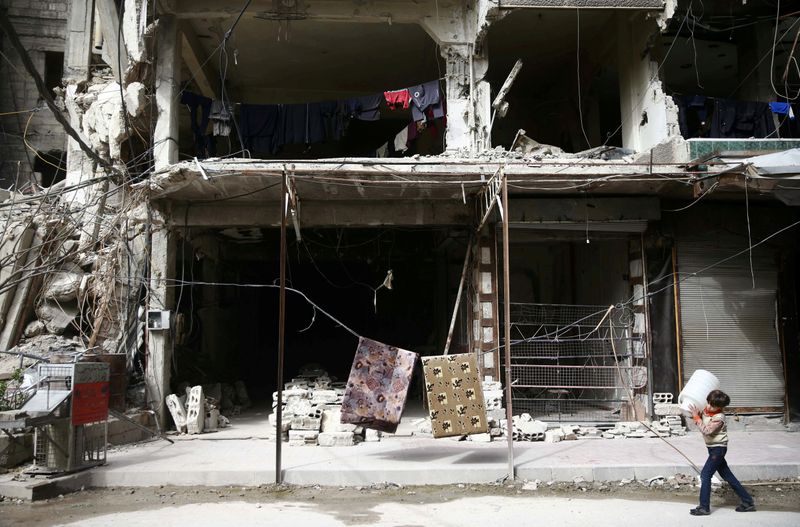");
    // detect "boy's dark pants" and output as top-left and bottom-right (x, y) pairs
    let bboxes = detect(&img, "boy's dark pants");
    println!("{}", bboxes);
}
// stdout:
(699, 446), (754, 510)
